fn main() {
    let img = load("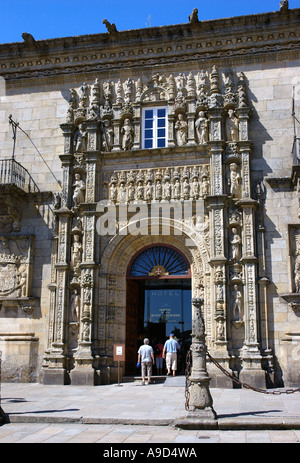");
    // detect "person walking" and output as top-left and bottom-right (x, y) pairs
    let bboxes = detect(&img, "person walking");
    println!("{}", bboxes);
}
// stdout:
(163, 333), (180, 376)
(154, 340), (164, 375)
(137, 338), (155, 385)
